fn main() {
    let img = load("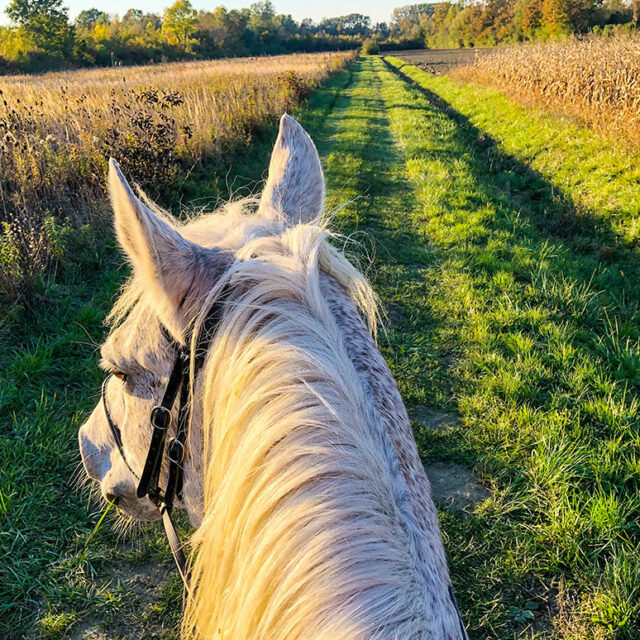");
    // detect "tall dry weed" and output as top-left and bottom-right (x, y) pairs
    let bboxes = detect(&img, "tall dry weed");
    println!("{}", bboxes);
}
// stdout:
(0, 51), (356, 298)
